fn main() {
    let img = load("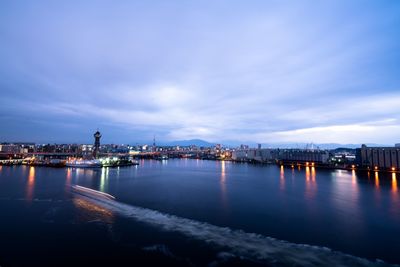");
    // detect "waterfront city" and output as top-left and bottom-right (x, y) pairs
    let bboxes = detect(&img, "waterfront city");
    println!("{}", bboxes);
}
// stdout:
(2, 1), (400, 266)
(1, 131), (400, 174)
